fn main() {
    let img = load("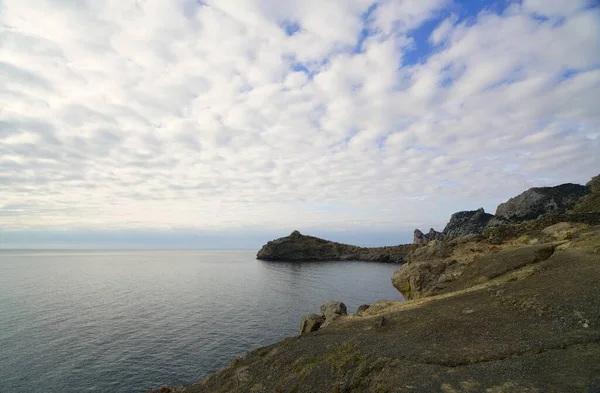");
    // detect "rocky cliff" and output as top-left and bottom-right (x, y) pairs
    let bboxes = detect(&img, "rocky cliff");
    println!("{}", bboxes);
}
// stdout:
(156, 224), (600, 393)
(256, 230), (412, 263)
(155, 174), (600, 393)
(495, 182), (589, 221)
